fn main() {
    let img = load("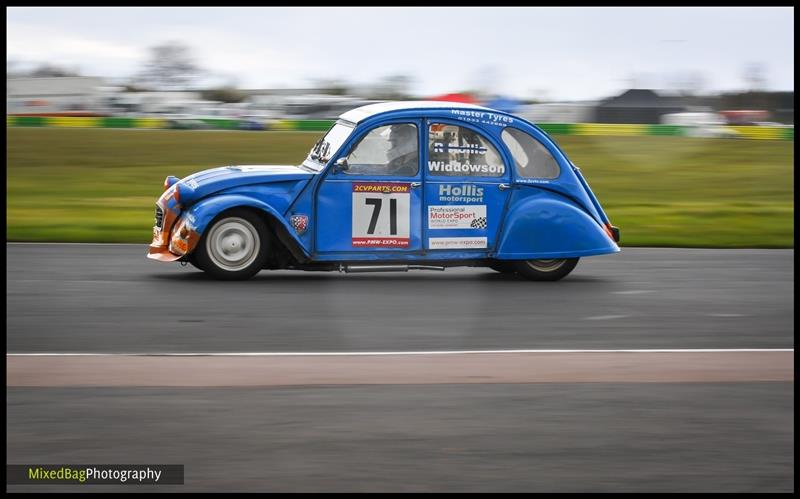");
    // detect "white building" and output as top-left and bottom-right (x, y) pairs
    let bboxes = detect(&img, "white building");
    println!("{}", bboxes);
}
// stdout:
(517, 102), (597, 124)
(7, 76), (108, 114)
(109, 91), (204, 114)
